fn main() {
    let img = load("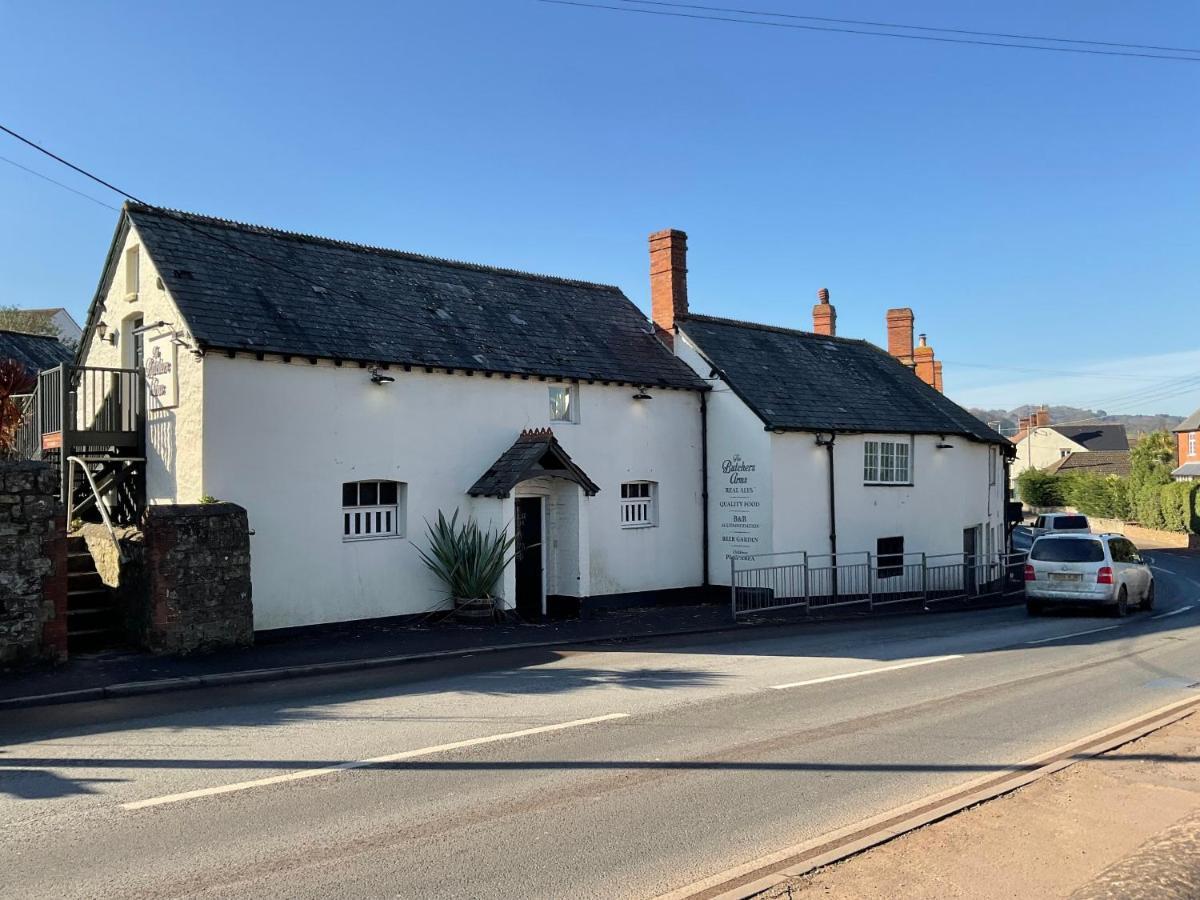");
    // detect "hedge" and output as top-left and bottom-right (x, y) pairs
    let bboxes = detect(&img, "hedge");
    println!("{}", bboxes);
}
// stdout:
(1021, 471), (1199, 534)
